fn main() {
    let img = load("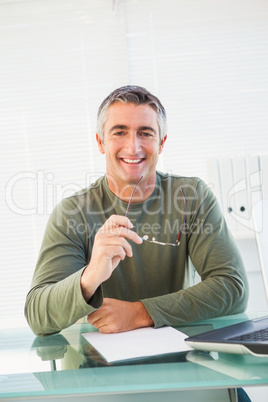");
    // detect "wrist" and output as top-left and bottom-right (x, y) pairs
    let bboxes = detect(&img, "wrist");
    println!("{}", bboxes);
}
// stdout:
(80, 265), (99, 302)
(135, 301), (154, 327)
